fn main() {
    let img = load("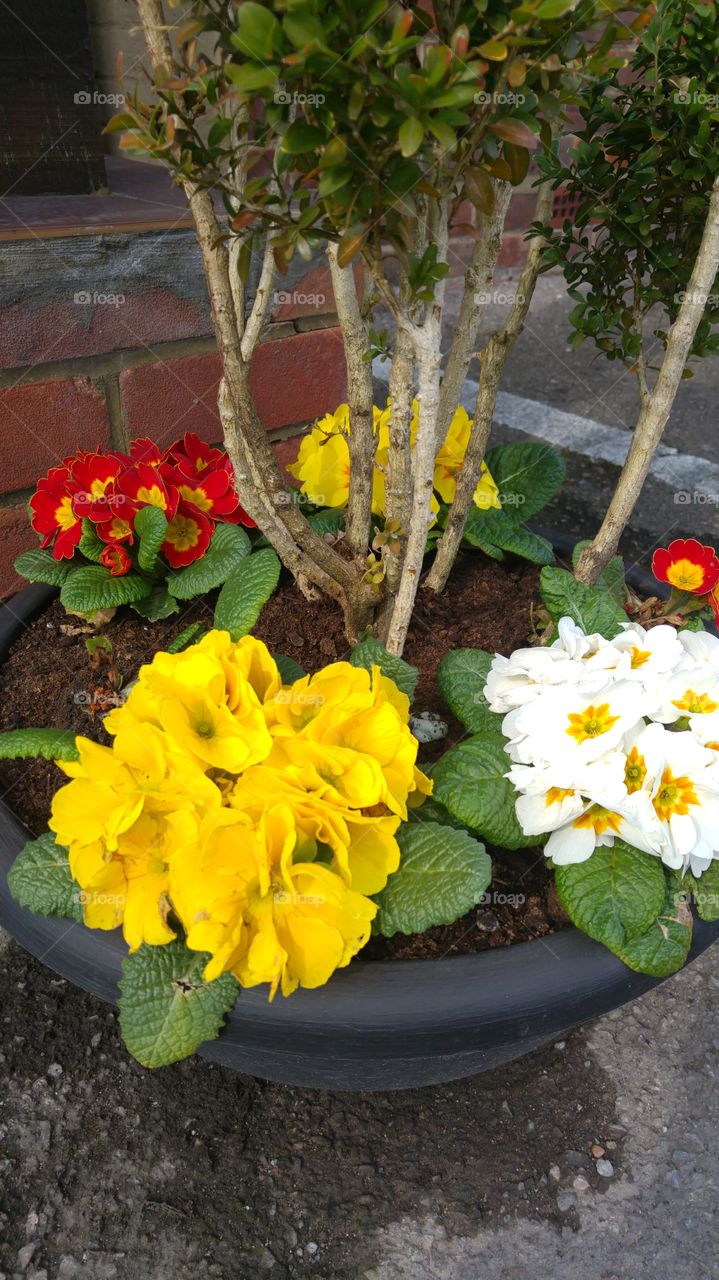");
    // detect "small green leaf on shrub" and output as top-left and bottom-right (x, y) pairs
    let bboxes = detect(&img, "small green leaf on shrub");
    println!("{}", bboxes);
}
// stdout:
(432, 732), (535, 849)
(214, 547), (281, 638)
(118, 941), (238, 1068)
(539, 566), (627, 638)
(0, 728), (79, 761)
(78, 520), (105, 563)
(374, 822), (491, 937)
(8, 833), (82, 921)
(135, 505), (168, 572)
(60, 566), (152, 613)
(14, 550), (72, 586)
(166, 524), (251, 599)
(350, 634), (418, 699)
(554, 840), (666, 953)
